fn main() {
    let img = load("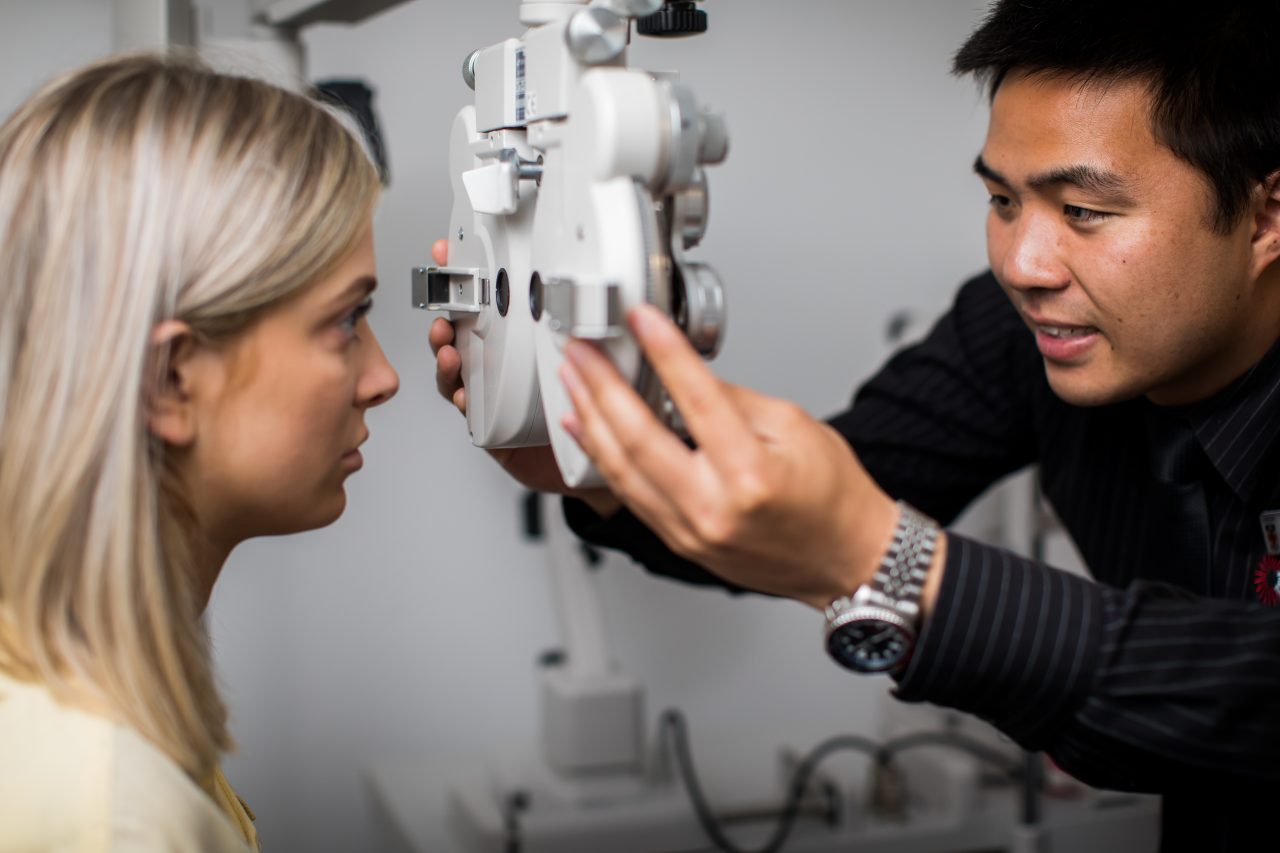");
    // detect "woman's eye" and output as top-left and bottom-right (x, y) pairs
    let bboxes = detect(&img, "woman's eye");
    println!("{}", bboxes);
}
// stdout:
(1064, 204), (1110, 224)
(340, 297), (374, 337)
